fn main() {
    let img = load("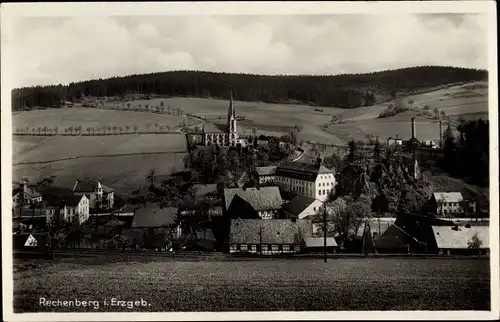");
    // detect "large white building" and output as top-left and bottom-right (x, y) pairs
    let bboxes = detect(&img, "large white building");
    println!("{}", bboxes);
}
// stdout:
(72, 179), (114, 210)
(203, 87), (239, 147)
(274, 160), (337, 202)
